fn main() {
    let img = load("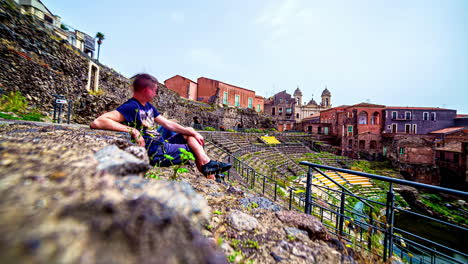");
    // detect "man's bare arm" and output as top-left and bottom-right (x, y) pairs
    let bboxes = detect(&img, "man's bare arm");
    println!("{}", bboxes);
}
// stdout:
(90, 110), (145, 147)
